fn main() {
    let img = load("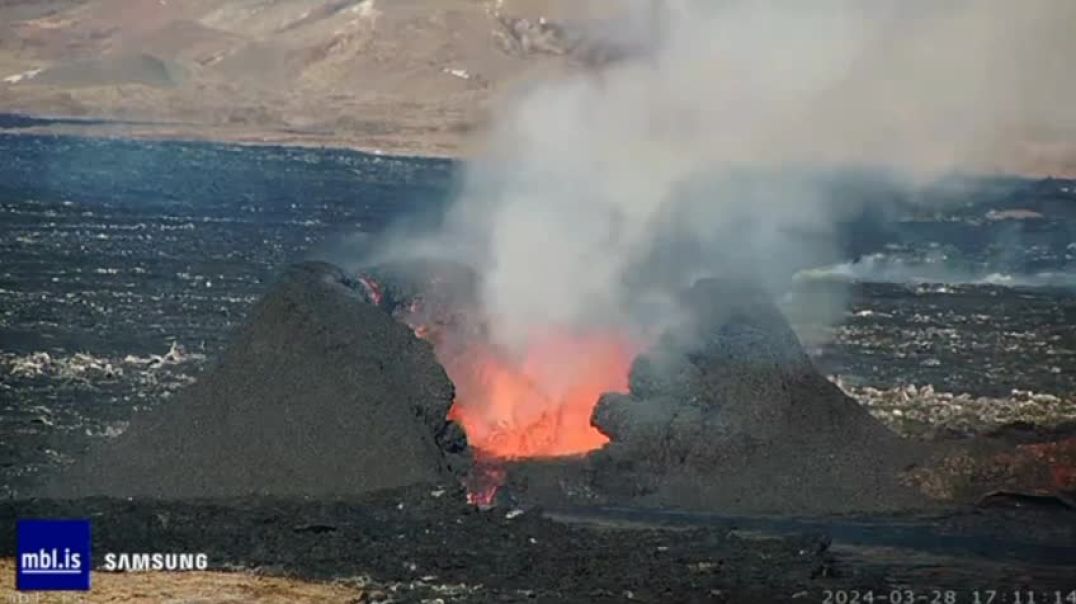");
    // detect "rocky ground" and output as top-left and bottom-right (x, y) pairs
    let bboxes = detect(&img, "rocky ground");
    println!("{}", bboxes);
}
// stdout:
(3, 484), (1075, 602)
